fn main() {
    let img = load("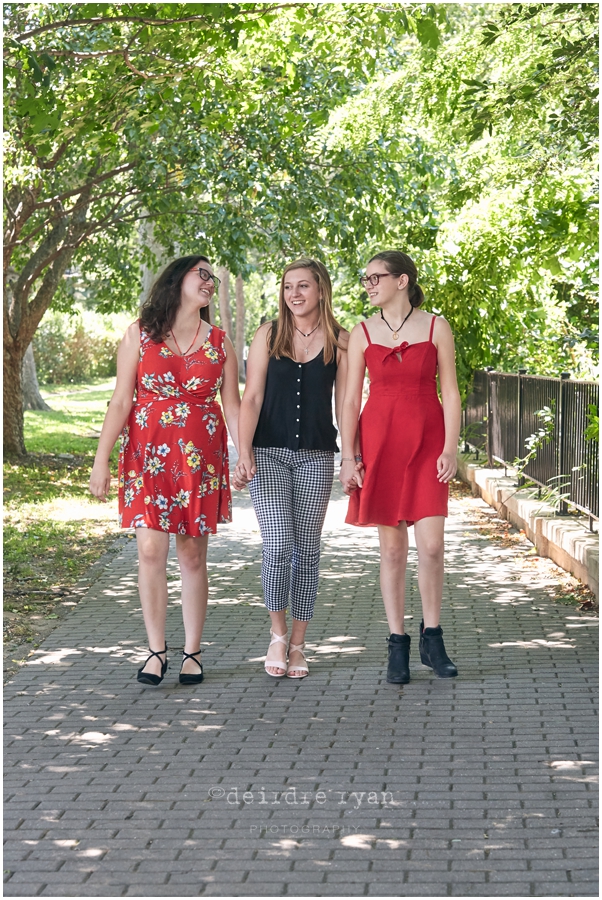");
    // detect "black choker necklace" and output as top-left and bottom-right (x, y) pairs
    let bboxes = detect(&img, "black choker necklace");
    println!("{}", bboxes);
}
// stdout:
(295, 324), (319, 338)
(380, 306), (413, 341)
